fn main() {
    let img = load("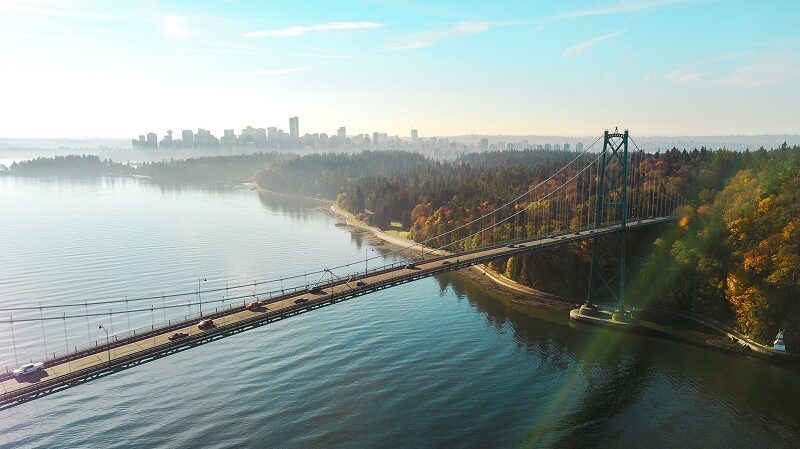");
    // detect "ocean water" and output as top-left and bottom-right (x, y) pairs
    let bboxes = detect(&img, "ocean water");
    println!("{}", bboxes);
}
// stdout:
(0, 176), (797, 449)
